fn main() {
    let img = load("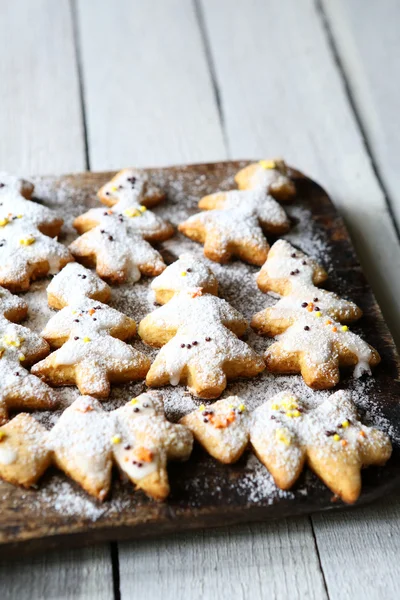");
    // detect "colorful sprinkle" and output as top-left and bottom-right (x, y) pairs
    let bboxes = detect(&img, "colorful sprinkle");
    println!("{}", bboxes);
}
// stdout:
(259, 159), (276, 170)
(341, 325), (349, 332)
(275, 428), (291, 446)
(111, 435), (122, 445)
(83, 336), (91, 343)
(19, 237), (35, 245)
(333, 434), (341, 442)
